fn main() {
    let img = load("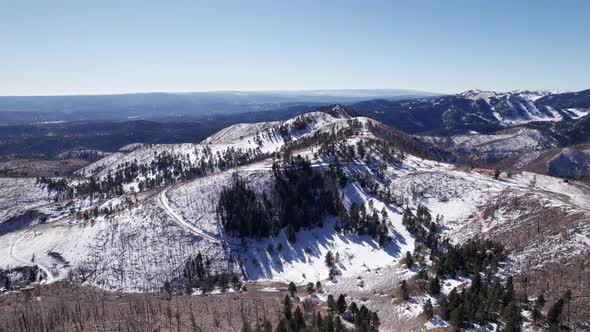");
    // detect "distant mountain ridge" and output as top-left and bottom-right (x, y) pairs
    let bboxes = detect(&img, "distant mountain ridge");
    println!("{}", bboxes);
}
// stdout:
(0, 89), (436, 125)
(353, 89), (590, 134)
(349, 89), (590, 178)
